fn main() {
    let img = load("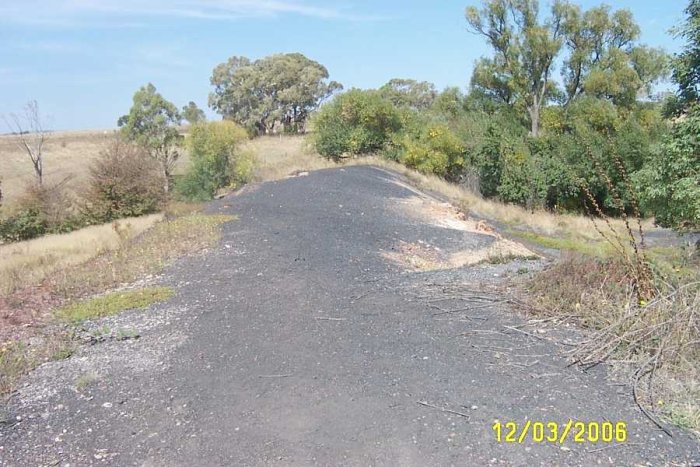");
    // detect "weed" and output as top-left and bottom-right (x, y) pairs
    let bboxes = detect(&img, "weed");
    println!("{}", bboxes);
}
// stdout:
(115, 328), (140, 341)
(507, 229), (615, 257)
(55, 287), (174, 324)
(75, 372), (98, 391)
(0, 341), (34, 395)
(56, 213), (233, 296)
